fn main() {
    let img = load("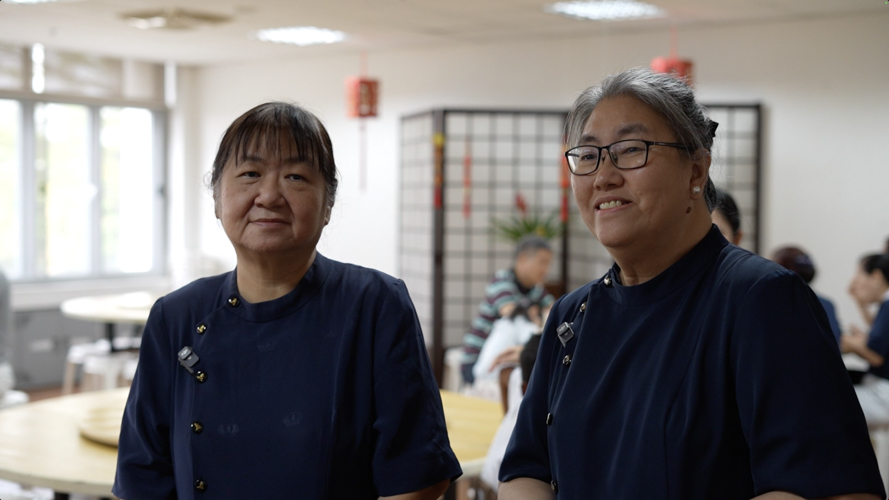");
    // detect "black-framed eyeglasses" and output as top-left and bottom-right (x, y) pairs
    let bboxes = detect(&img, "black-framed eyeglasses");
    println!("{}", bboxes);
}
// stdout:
(565, 139), (691, 175)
